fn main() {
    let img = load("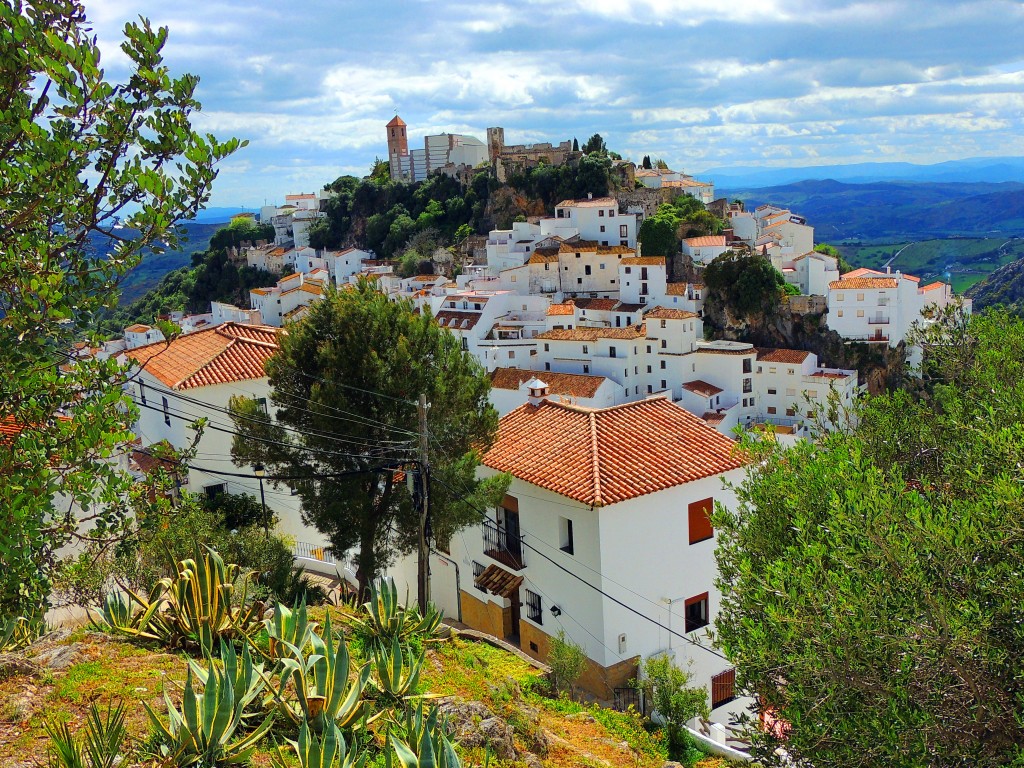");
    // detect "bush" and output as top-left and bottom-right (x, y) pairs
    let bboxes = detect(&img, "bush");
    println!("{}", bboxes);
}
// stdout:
(548, 630), (587, 699)
(633, 656), (709, 765)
